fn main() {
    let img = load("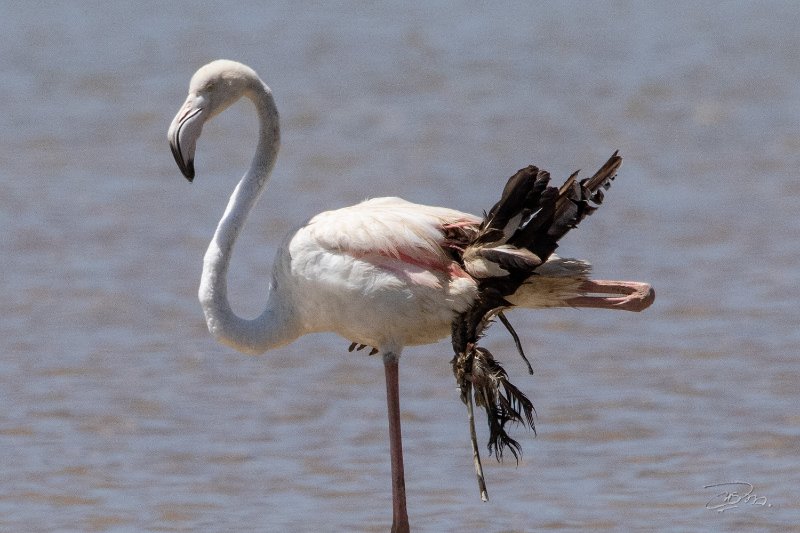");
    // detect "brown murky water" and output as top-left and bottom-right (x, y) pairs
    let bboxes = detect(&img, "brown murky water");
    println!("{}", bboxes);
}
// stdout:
(2, 2), (799, 531)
